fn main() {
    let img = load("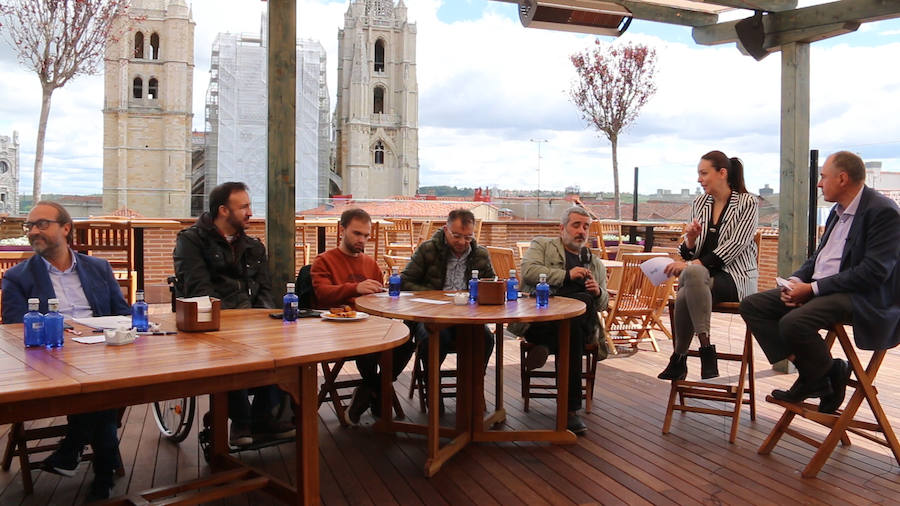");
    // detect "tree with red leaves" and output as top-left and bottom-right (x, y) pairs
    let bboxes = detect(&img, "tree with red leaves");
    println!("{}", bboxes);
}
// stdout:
(0, 0), (129, 204)
(570, 40), (658, 219)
